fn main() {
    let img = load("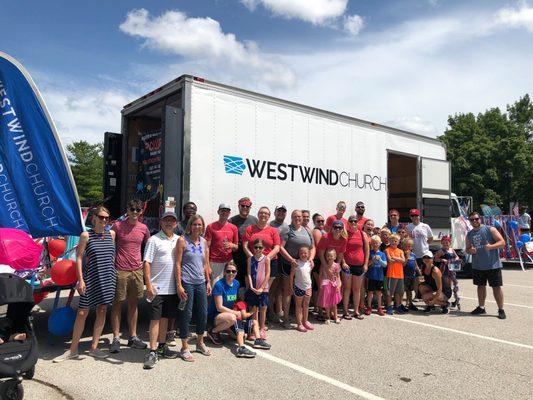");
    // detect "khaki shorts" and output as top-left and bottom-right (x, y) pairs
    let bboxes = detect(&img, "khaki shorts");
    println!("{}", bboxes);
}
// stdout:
(115, 269), (144, 302)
